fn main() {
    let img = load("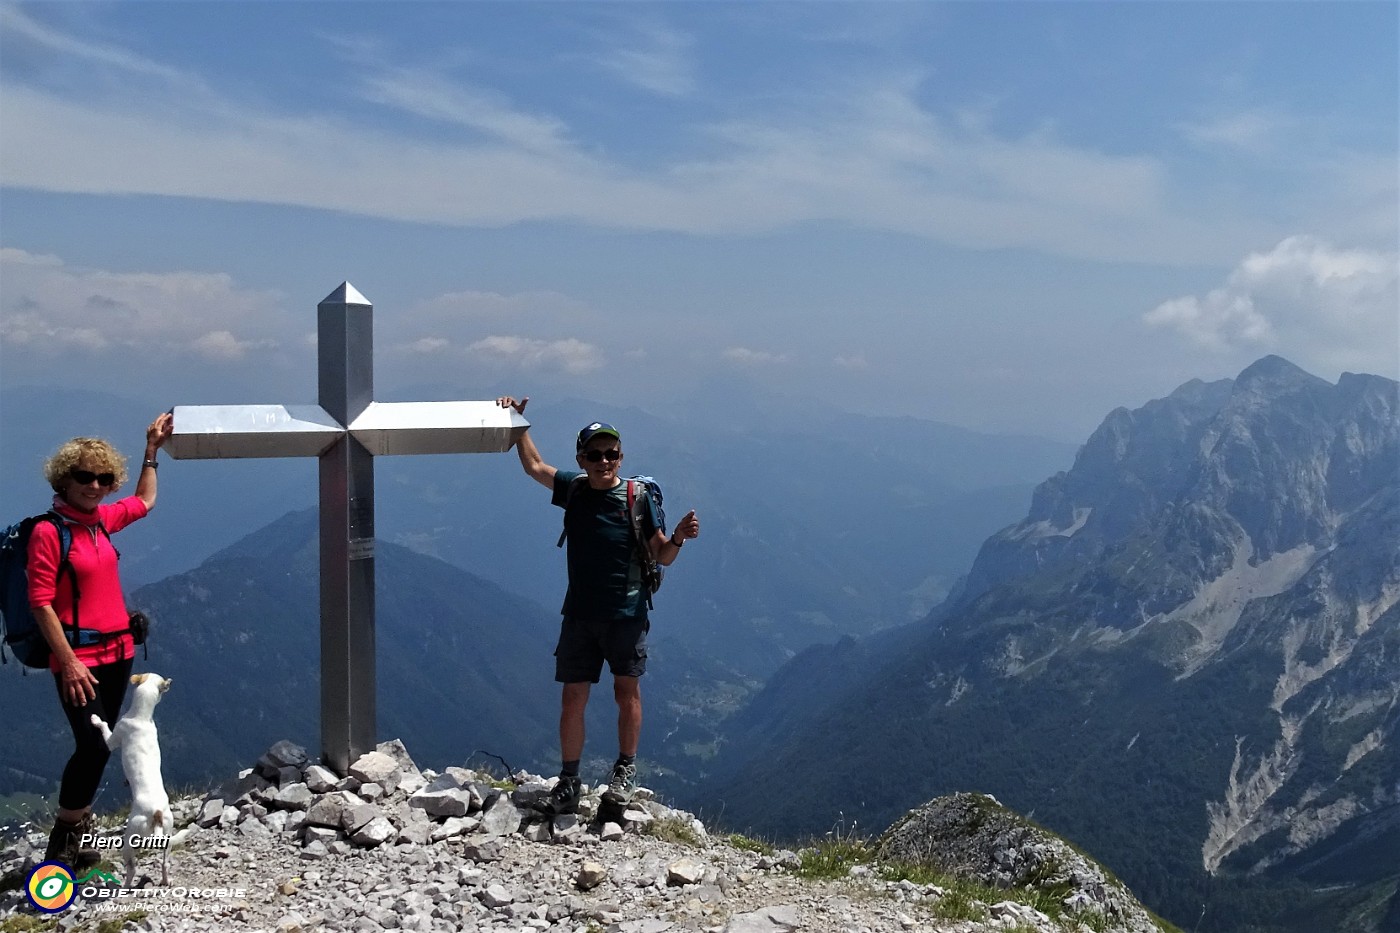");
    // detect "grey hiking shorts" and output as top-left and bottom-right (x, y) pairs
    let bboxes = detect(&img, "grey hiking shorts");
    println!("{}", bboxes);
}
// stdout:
(554, 616), (649, 683)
